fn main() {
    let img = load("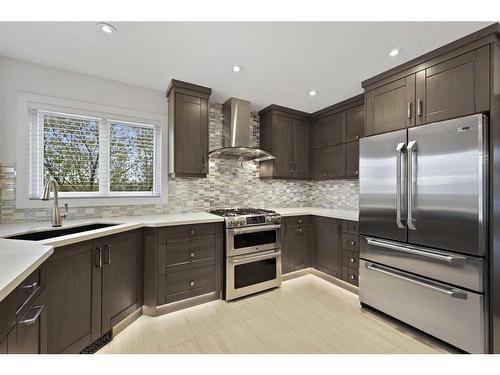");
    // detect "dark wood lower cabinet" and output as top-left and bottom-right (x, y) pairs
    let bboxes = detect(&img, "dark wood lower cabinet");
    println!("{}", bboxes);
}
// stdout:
(43, 230), (143, 354)
(43, 240), (97, 354)
(144, 223), (223, 309)
(101, 231), (143, 333)
(282, 216), (311, 274)
(7, 297), (47, 354)
(312, 217), (343, 277)
(0, 338), (6, 354)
